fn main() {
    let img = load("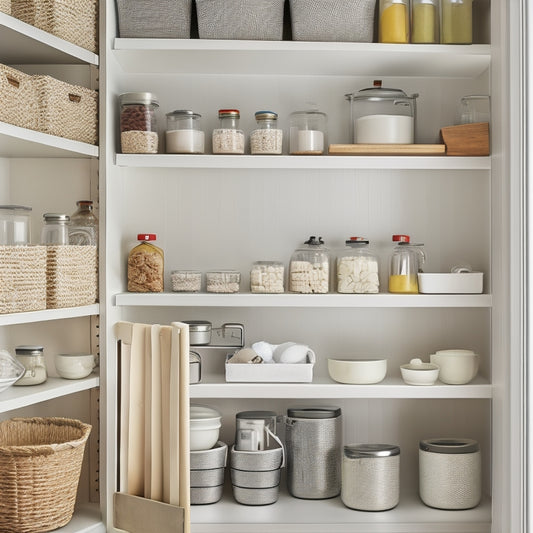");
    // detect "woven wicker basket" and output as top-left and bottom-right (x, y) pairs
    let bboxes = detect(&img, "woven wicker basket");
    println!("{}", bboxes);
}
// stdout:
(33, 75), (98, 145)
(0, 245), (46, 314)
(46, 245), (97, 309)
(0, 0), (10, 15)
(11, 0), (98, 53)
(0, 64), (37, 131)
(0, 417), (91, 533)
